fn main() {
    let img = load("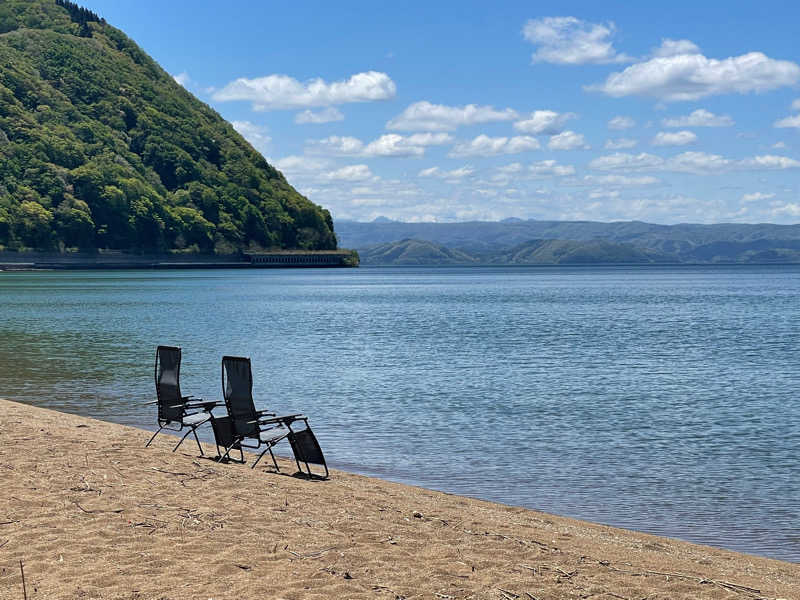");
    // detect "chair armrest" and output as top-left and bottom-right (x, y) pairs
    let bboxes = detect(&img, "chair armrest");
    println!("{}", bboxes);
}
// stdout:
(143, 400), (158, 405)
(186, 400), (222, 411)
(258, 413), (304, 426)
(255, 409), (276, 417)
